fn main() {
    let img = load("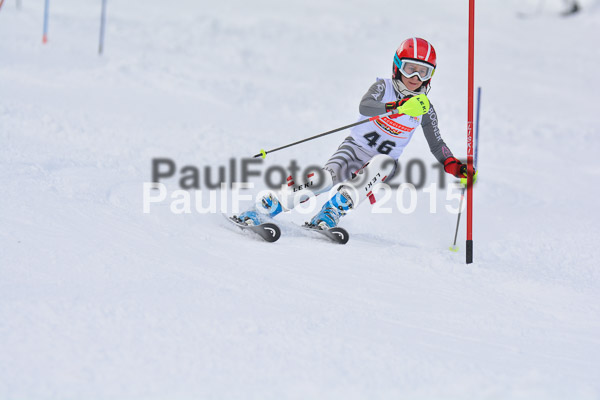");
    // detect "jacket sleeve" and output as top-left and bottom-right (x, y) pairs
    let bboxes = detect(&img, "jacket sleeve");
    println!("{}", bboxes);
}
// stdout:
(358, 80), (388, 117)
(421, 102), (455, 164)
